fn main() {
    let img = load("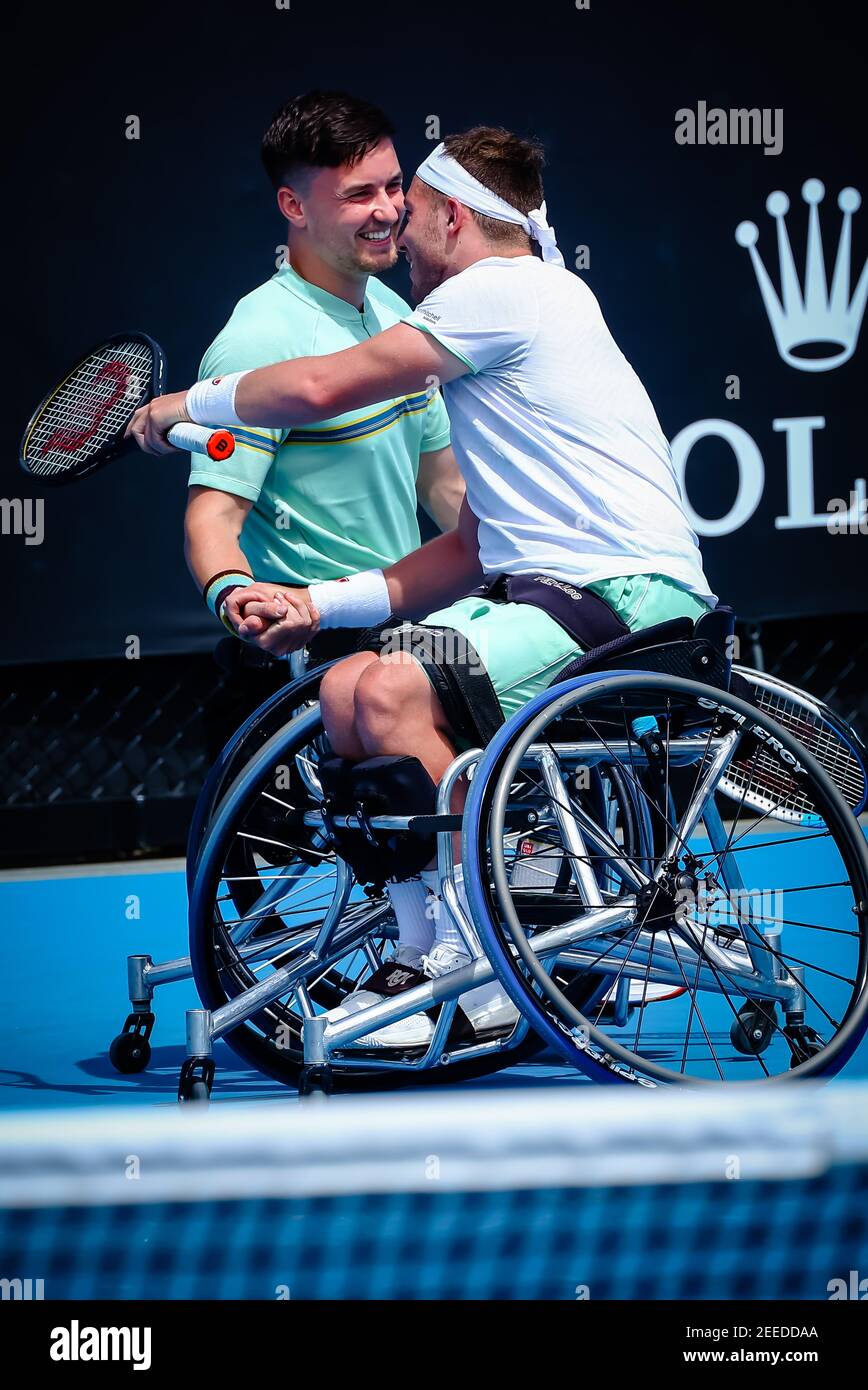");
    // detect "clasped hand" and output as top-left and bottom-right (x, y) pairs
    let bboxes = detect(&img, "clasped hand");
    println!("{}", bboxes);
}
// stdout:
(225, 583), (321, 656)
